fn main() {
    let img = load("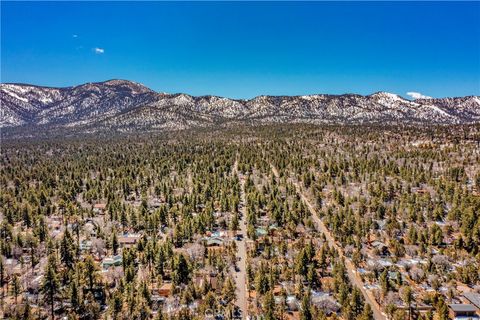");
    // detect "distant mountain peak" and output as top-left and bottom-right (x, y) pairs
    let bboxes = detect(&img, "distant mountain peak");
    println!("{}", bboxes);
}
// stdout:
(103, 79), (137, 85)
(369, 91), (405, 101)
